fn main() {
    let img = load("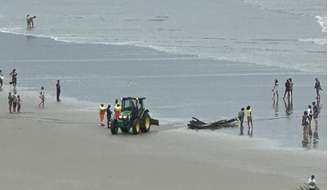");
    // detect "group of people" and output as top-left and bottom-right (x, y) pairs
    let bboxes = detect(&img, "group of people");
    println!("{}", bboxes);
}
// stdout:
(3, 69), (21, 113)
(301, 101), (320, 145)
(98, 99), (122, 127)
(301, 78), (323, 146)
(238, 105), (253, 136)
(270, 77), (323, 147)
(8, 92), (21, 113)
(1, 68), (62, 112)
